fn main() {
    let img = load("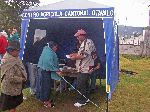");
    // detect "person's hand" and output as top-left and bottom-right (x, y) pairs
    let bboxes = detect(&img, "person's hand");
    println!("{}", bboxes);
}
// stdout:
(69, 53), (78, 60)
(69, 55), (76, 60)
(70, 53), (79, 57)
(69, 53), (84, 60)
(56, 71), (63, 76)
(89, 68), (94, 74)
